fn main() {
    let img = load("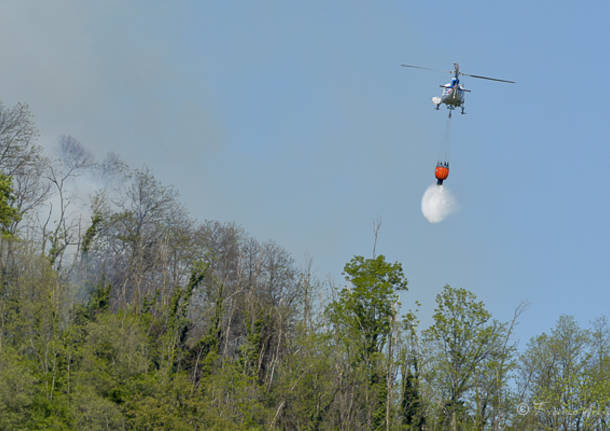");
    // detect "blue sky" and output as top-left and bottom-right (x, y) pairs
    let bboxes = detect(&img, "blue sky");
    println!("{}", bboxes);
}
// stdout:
(1, 1), (608, 346)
